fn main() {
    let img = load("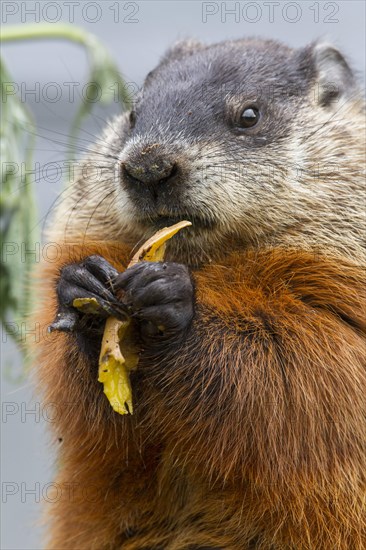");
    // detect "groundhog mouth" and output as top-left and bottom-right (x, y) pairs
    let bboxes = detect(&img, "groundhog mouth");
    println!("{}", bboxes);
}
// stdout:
(137, 214), (216, 232)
